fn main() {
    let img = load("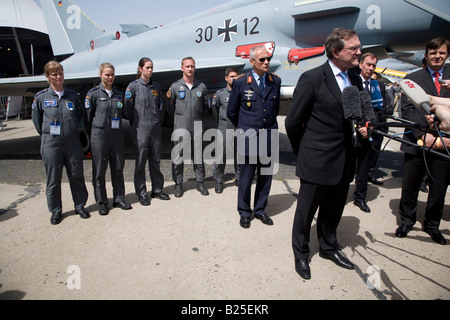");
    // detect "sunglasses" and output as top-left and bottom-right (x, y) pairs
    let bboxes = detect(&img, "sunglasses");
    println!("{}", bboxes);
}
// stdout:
(257, 56), (272, 63)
